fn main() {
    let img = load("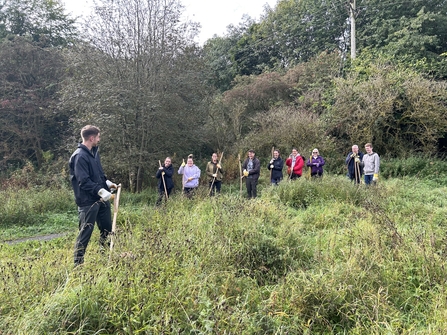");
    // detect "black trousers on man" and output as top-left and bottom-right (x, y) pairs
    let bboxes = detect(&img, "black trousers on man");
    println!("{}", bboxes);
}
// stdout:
(246, 177), (258, 198)
(74, 201), (112, 265)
